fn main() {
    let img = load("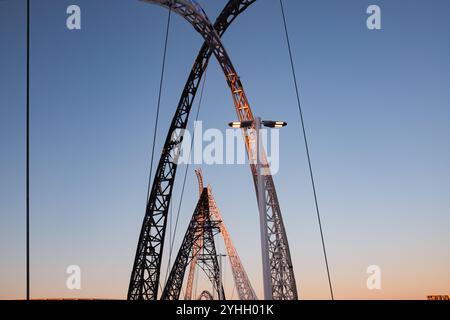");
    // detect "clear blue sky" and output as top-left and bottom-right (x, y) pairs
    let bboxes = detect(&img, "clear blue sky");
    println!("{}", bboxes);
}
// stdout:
(1, 0), (449, 299)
